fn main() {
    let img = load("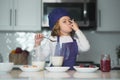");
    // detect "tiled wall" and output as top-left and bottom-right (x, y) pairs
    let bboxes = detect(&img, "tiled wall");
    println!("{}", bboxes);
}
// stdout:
(0, 32), (35, 62)
(0, 30), (51, 63)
